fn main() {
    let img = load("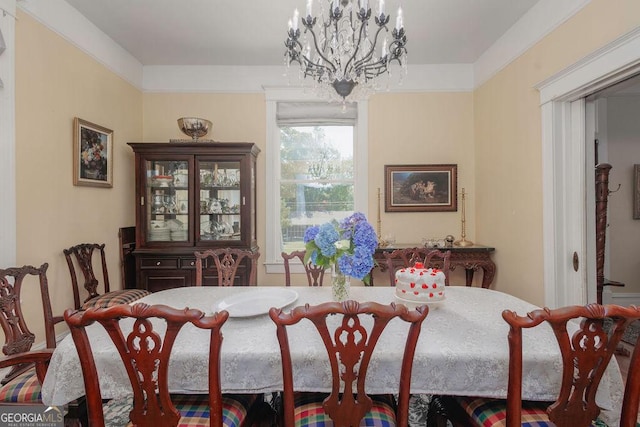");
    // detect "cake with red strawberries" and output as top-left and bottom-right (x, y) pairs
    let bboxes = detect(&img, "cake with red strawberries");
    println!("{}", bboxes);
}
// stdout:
(395, 262), (446, 303)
